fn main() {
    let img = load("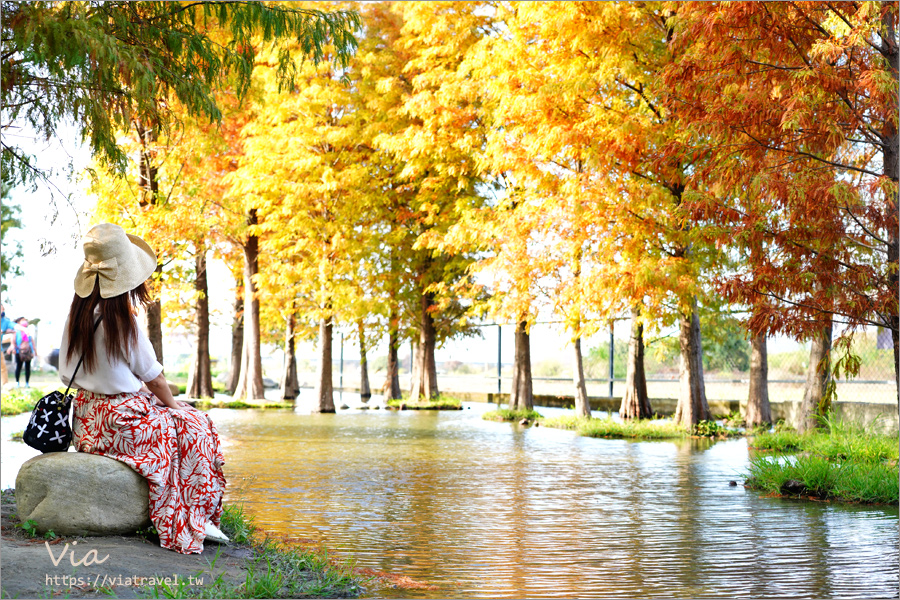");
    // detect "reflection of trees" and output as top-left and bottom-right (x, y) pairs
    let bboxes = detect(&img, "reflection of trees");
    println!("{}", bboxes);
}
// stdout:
(504, 431), (530, 596)
(671, 438), (837, 598)
(214, 412), (891, 599)
(623, 440), (699, 596)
